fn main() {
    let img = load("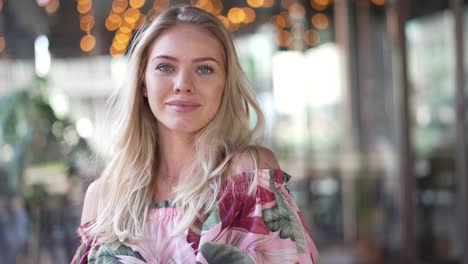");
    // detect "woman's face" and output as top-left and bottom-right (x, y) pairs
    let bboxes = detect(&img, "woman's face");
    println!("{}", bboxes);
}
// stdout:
(144, 24), (226, 136)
